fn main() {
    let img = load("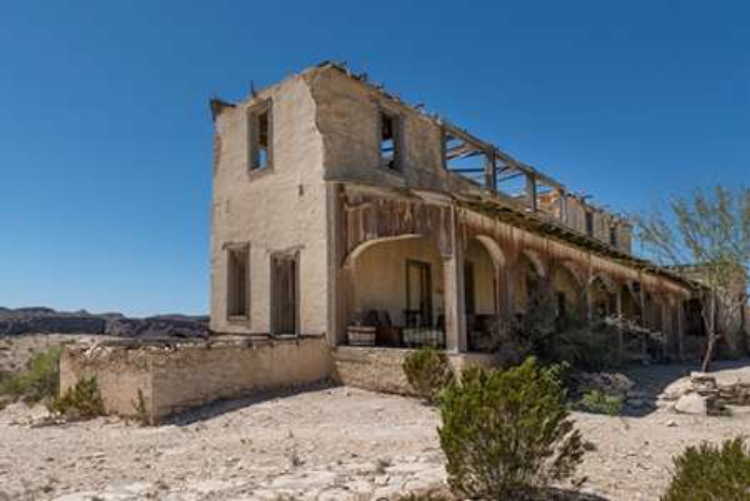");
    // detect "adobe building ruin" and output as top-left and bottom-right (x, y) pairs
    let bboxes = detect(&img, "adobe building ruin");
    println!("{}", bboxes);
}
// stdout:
(61, 63), (746, 422)
(210, 61), (733, 362)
